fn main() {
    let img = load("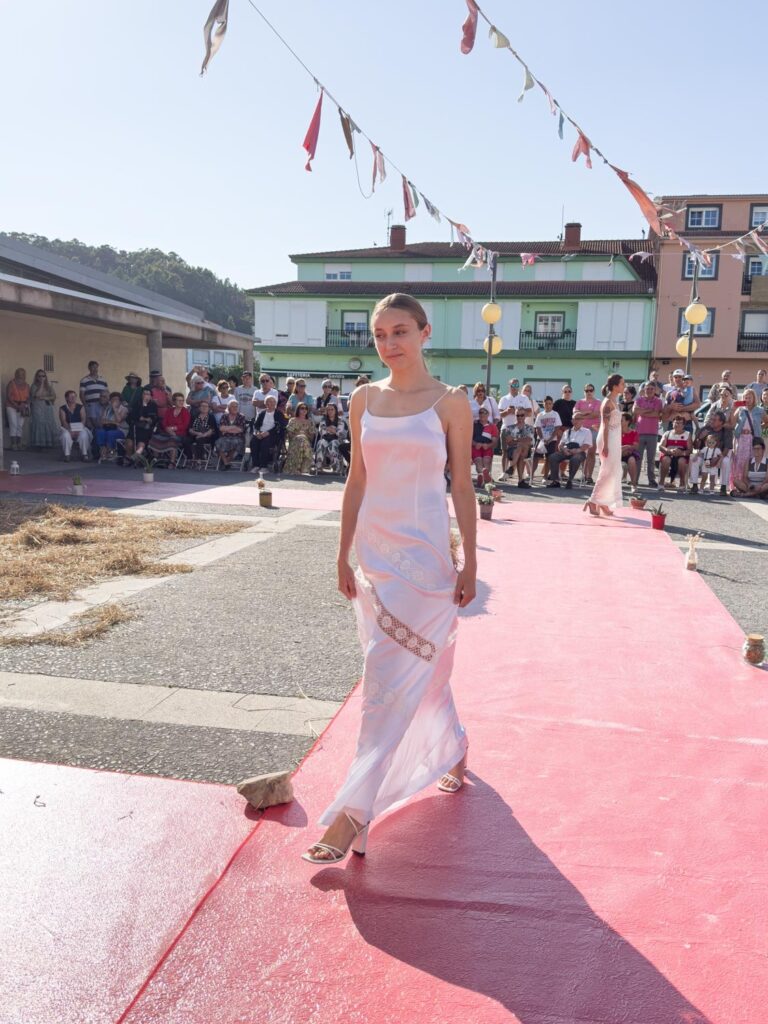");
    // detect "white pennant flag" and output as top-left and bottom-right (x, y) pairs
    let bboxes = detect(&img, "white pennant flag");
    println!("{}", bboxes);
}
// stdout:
(518, 66), (535, 103)
(201, 0), (229, 75)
